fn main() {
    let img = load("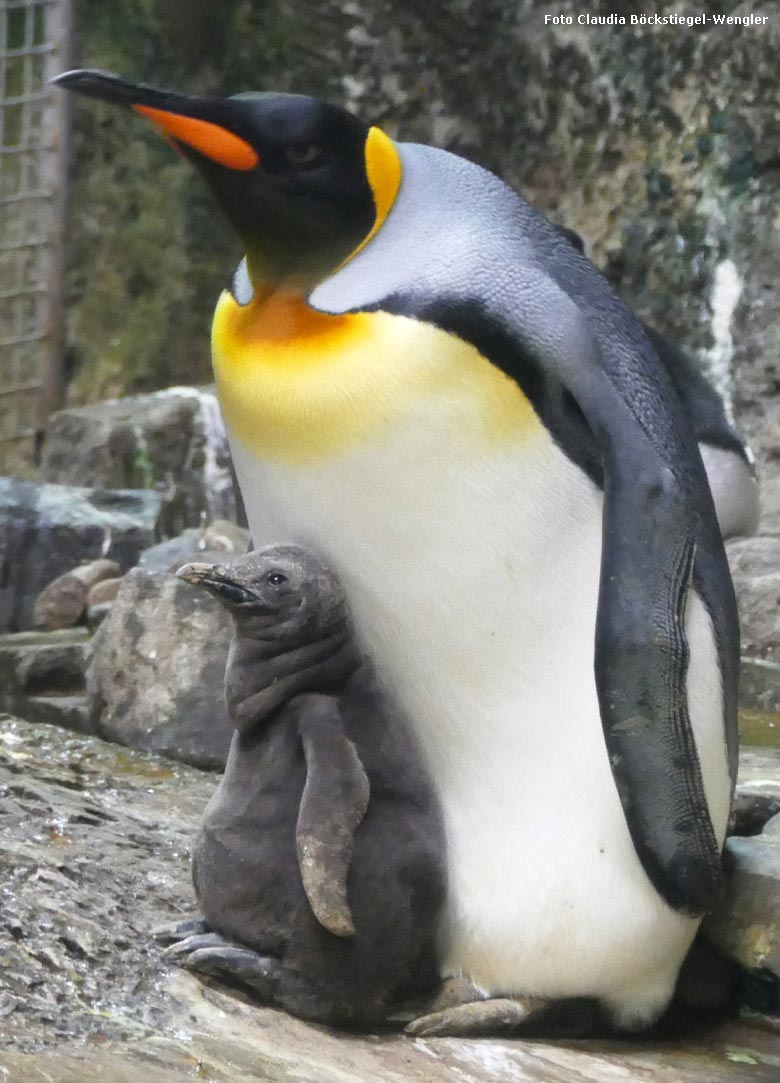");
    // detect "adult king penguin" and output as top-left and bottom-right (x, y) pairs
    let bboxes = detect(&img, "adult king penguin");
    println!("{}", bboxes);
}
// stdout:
(56, 70), (739, 1033)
